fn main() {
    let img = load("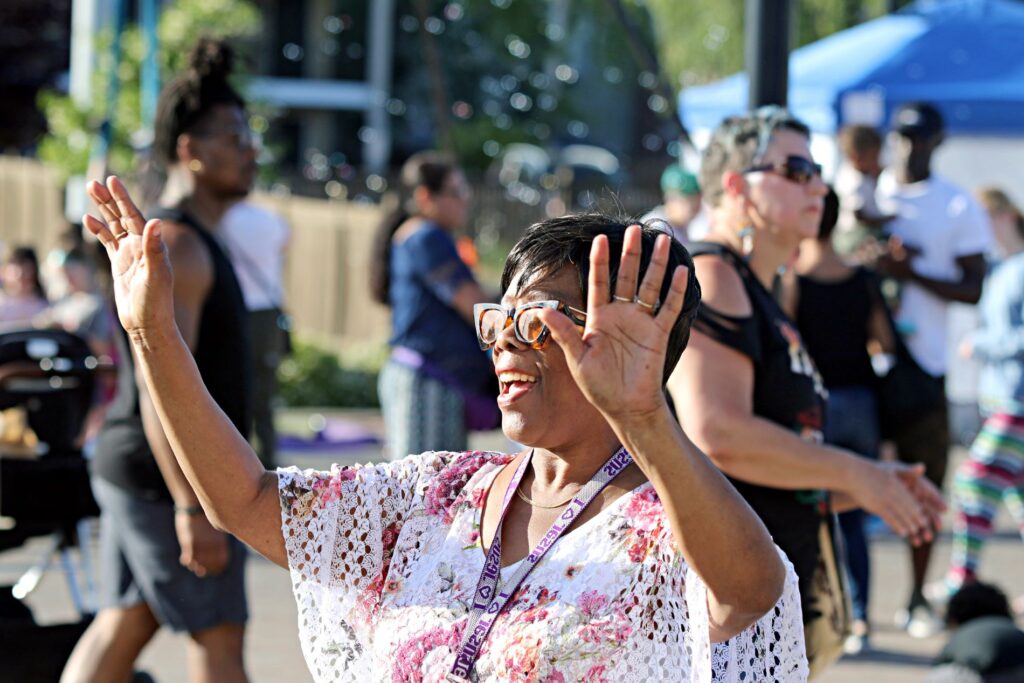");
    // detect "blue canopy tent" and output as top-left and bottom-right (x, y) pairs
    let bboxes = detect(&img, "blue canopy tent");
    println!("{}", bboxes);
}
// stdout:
(679, 0), (1024, 136)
